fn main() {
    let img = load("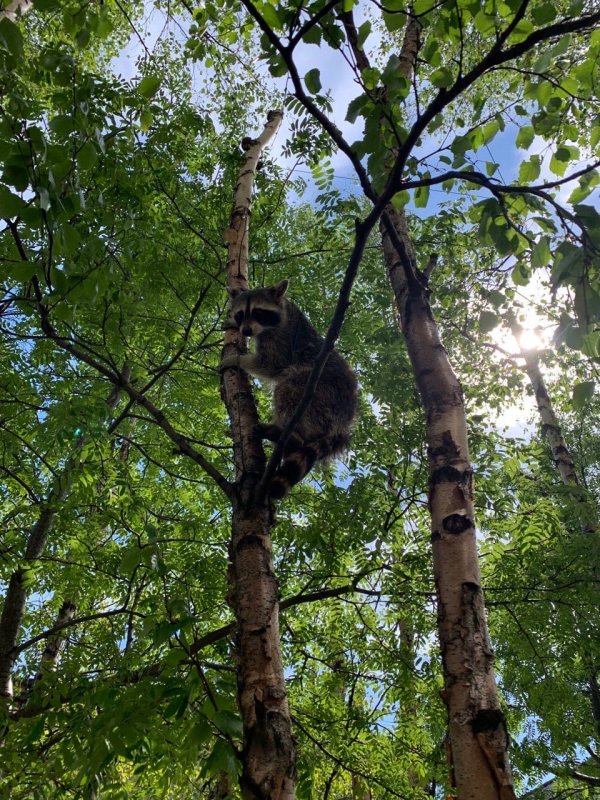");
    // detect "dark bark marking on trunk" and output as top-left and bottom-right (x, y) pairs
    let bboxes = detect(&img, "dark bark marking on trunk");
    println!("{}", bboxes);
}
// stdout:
(236, 534), (266, 550)
(472, 708), (506, 734)
(443, 514), (474, 534)
(430, 464), (463, 484)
